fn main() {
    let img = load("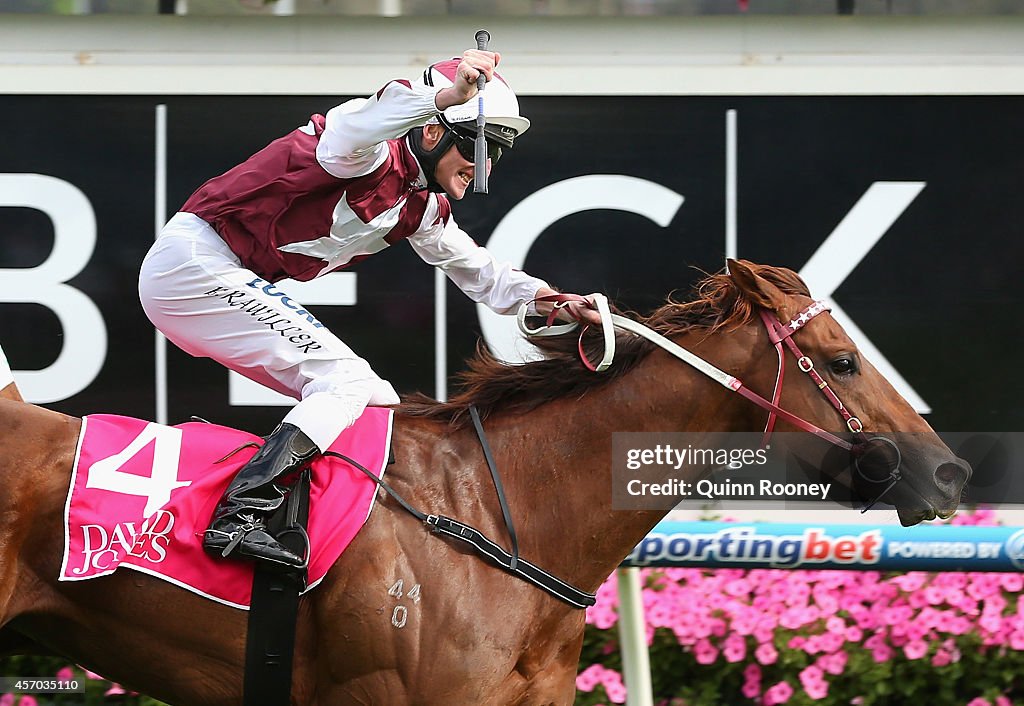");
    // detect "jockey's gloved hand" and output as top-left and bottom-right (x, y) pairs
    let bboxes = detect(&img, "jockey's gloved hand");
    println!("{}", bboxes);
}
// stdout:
(533, 287), (605, 327)
(434, 49), (499, 110)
